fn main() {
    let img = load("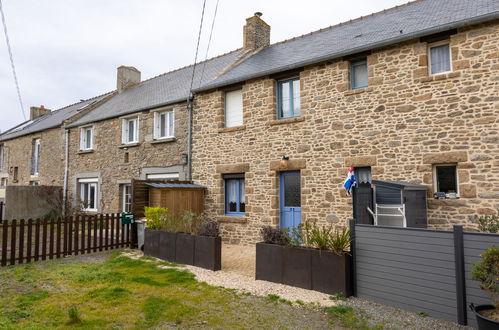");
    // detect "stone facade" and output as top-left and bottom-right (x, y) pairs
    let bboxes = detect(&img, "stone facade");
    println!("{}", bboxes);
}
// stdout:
(0, 127), (65, 187)
(67, 103), (188, 213)
(192, 21), (499, 245)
